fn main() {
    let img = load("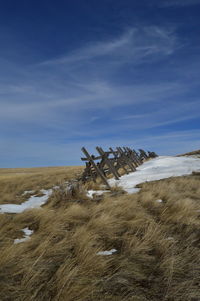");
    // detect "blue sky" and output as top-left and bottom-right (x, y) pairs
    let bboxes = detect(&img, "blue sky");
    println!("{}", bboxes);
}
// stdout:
(1, 0), (200, 167)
